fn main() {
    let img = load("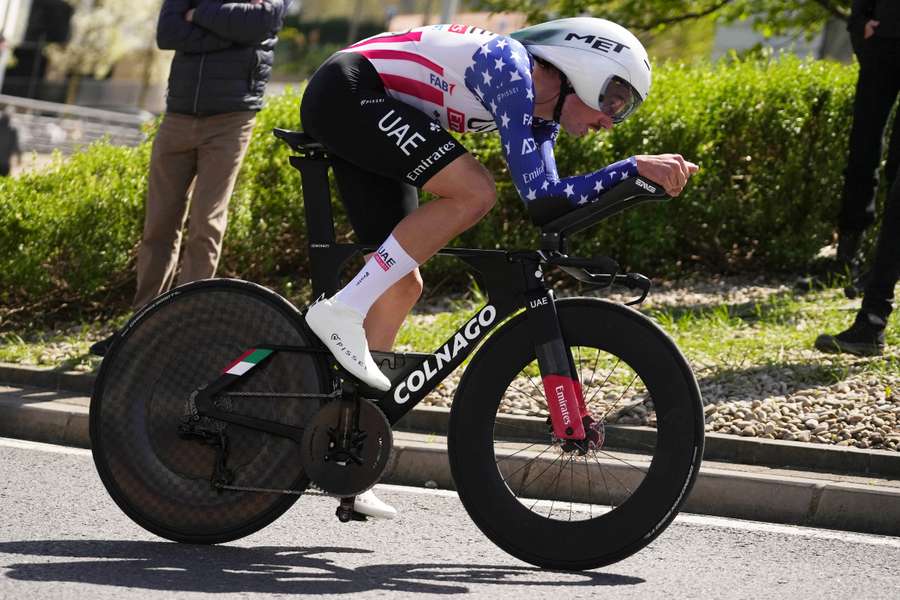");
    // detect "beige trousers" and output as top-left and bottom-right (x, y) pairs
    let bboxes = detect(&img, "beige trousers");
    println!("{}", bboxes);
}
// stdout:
(133, 111), (256, 310)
